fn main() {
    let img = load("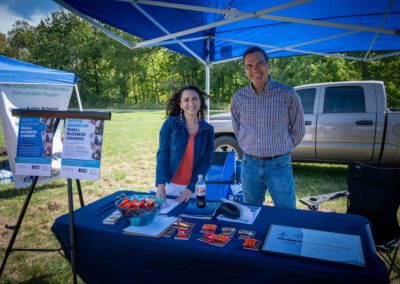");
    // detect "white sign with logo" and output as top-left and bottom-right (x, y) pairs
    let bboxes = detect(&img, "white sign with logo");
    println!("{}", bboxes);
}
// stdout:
(0, 83), (73, 188)
(60, 119), (104, 180)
